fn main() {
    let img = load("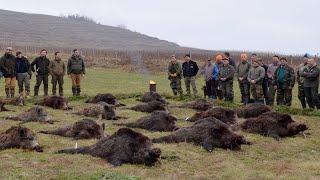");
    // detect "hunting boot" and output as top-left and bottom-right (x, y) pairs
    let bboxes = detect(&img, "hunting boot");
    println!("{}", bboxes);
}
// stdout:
(76, 85), (81, 96)
(5, 88), (10, 99)
(52, 88), (56, 96)
(10, 88), (15, 98)
(72, 86), (77, 96)
(44, 85), (48, 96)
(34, 86), (39, 96)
